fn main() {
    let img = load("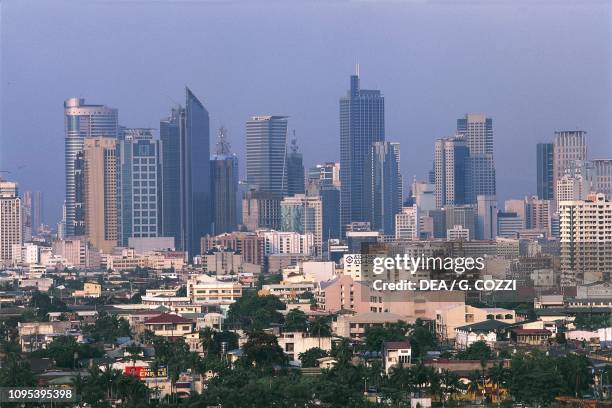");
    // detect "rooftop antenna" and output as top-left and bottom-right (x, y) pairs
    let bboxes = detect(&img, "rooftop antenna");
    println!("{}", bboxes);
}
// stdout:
(216, 126), (231, 156)
(356, 62), (360, 77)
